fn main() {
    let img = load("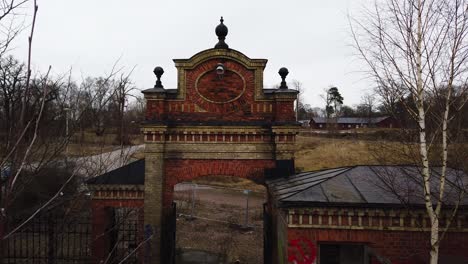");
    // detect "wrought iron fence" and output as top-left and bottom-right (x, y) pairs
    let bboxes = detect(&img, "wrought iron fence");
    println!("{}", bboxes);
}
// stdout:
(3, 207), (144, 264)
(109, 208), (140, 264)
(3, 210), (92, 264)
